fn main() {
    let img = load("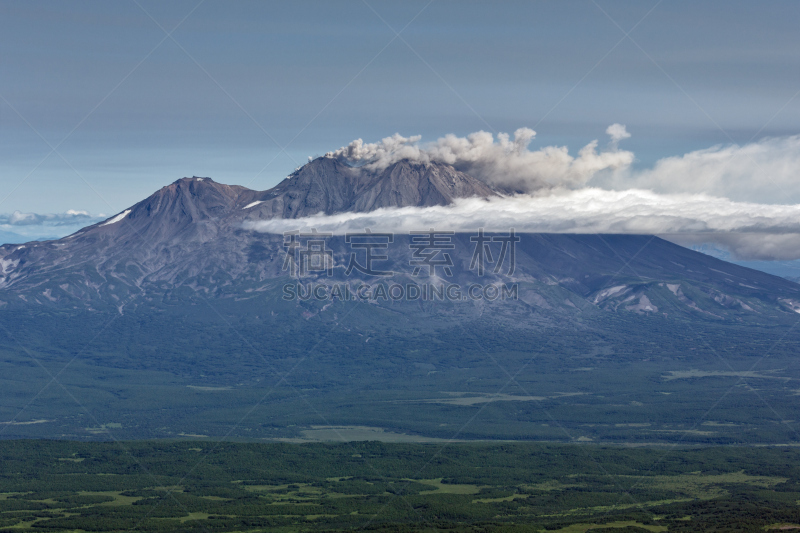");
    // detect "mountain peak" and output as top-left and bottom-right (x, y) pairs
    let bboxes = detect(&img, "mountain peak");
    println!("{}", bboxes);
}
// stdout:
(242, 157), (497, 219)
(133, 176), (250, 224)
(164, 176), (235, 194)
(52, 156), (498, 247)
(177, 176), (213, 183)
